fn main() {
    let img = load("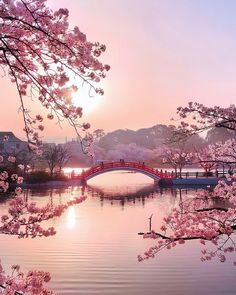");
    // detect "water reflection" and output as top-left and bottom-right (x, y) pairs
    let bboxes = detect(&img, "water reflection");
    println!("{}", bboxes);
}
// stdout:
(0, 172), (235, 295)
(18, 183), (225, 218)
(86, 183), (156, 197)
(84, 183), (199, 209)
(67, 207), (76, 229)
(19, 184), (201, 210)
